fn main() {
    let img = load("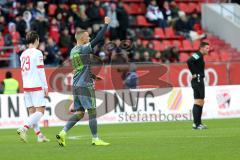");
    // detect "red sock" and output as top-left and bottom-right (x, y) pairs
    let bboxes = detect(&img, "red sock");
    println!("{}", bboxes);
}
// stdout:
(24, 125), (30, 129)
